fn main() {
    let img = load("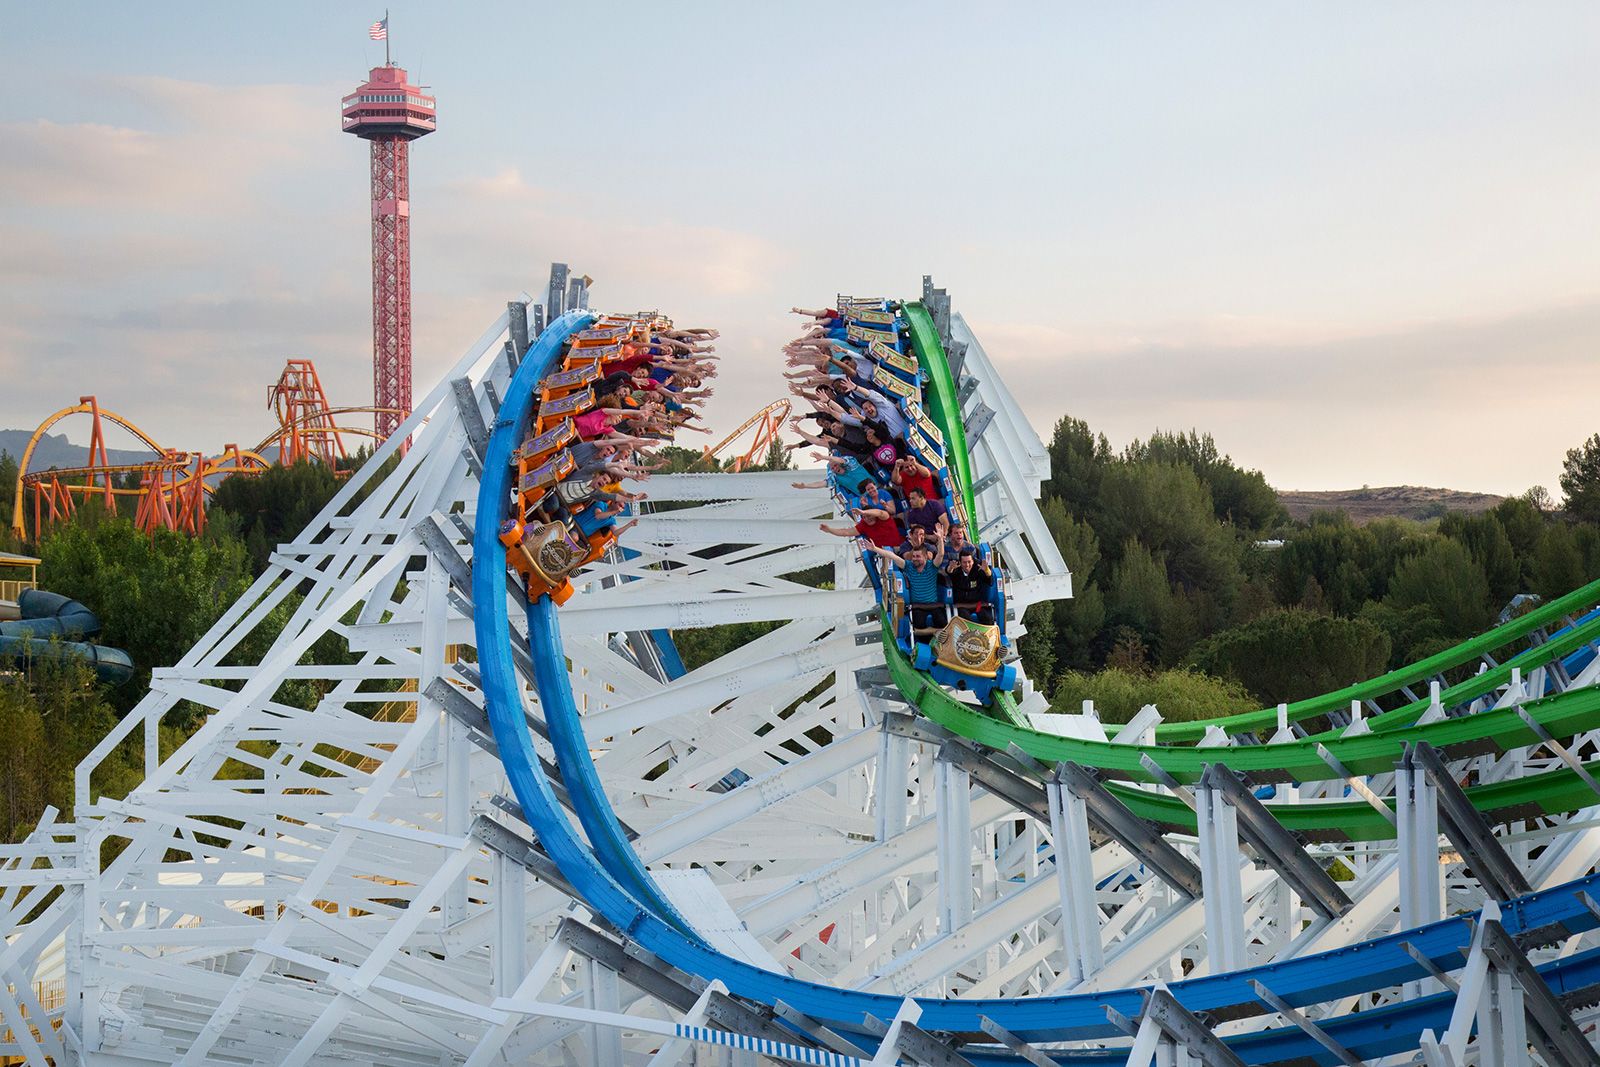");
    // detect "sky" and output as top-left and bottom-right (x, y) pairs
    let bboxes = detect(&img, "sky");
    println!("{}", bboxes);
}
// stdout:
(3, 2), (1599, 493)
